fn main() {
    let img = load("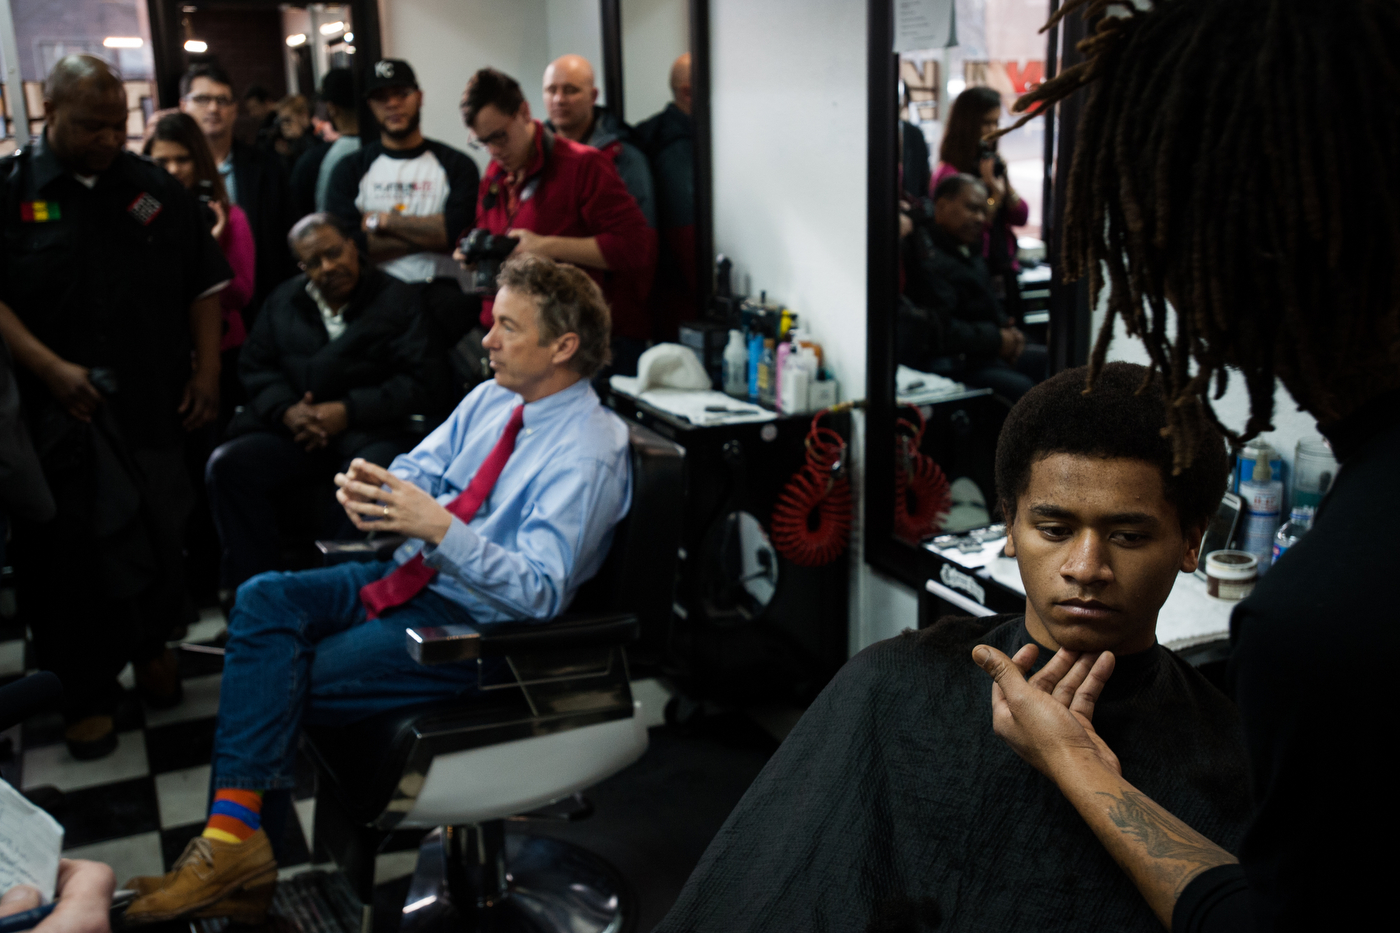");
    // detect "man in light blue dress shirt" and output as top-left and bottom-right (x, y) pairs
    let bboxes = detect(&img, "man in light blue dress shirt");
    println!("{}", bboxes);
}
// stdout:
(124, 256), (632, 921)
